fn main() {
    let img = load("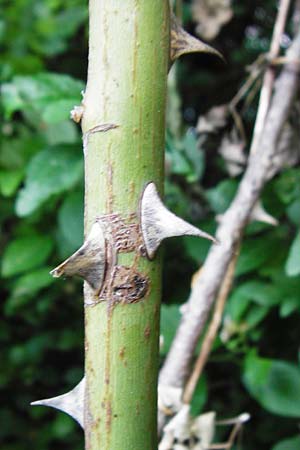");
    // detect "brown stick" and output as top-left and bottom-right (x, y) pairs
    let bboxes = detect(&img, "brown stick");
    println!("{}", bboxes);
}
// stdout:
(183, 243), (240, 405)
(250, 0), (291, 155)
